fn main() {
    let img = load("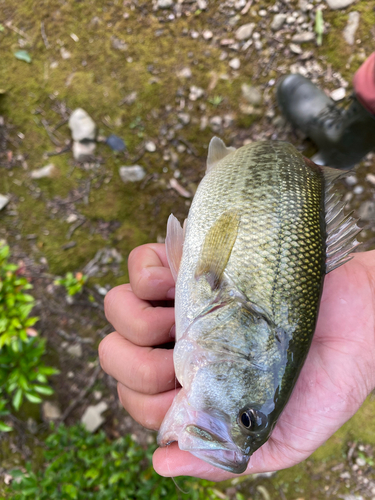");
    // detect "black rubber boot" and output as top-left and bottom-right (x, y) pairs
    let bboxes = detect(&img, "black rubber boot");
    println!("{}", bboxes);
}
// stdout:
(276, 74), (375, 169)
